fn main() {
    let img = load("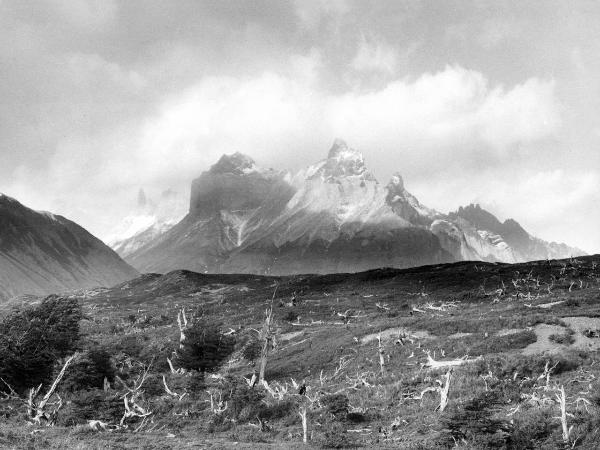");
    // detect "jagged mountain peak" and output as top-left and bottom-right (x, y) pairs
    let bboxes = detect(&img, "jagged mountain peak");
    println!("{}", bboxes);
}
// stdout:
(309, 139), (375, 182)
(387, 172), (405, 191)
(210, 152), (257, 175)
(124, 140), (583, 274)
